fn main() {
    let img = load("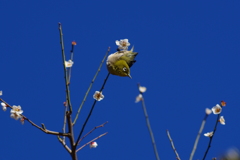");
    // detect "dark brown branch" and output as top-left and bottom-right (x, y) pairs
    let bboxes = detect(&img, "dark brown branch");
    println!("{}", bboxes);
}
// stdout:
(66, 112), (78, 160)
(0, 98), (69, 136)
(58, 136), (72, 153)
